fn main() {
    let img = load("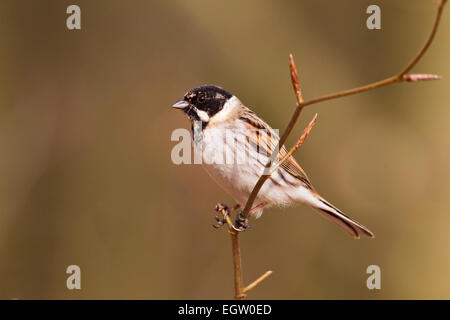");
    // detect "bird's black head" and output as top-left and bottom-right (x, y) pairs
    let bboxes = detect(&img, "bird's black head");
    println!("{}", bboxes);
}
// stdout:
(172, 85), (233, 122)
